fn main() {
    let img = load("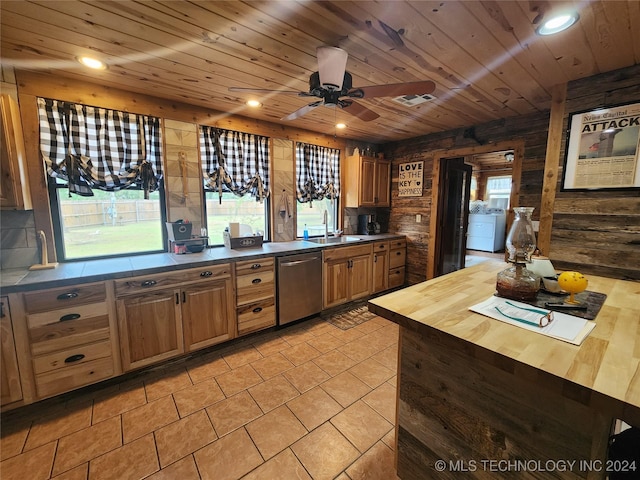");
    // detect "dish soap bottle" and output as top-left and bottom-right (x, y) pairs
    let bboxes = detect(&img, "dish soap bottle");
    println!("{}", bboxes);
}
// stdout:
(303, 224), (309, 240)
